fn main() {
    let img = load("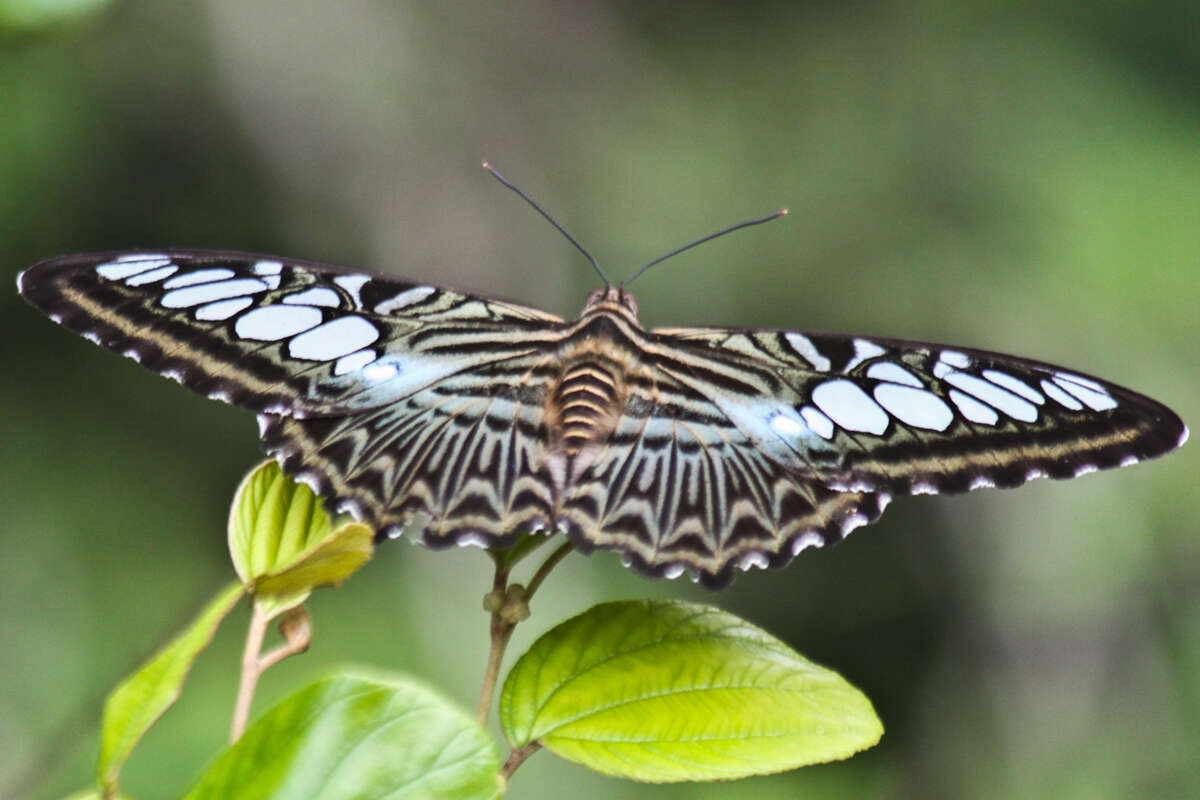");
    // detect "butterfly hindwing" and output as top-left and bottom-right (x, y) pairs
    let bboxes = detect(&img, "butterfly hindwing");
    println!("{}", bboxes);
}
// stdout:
(261, 351), (562, 548)
(556, 361), (890, 587)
